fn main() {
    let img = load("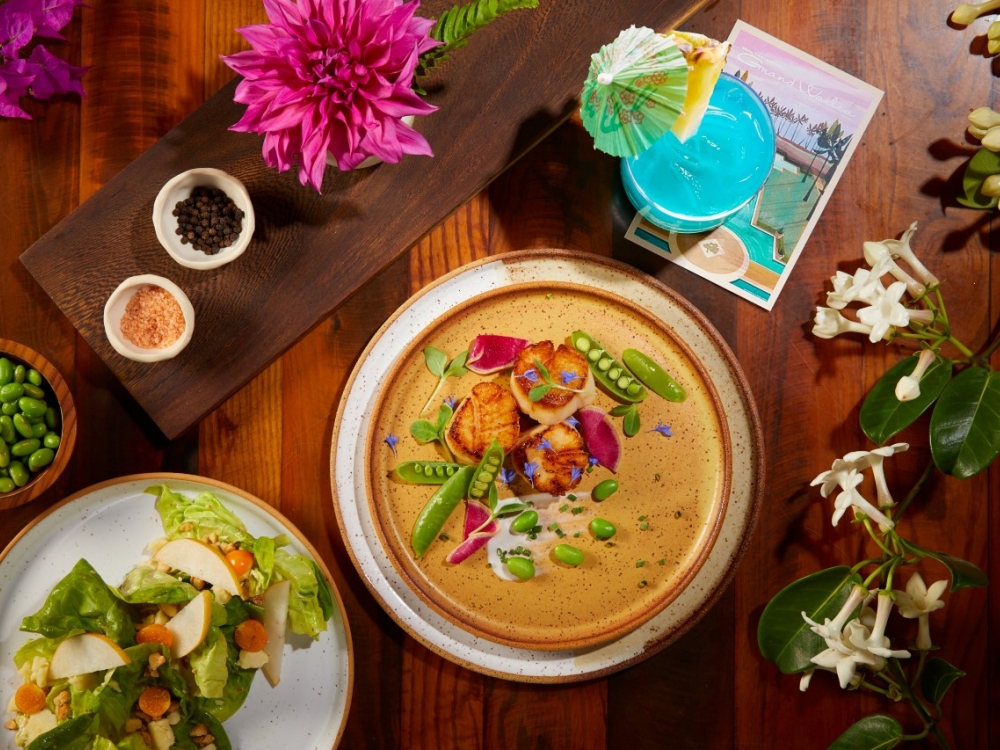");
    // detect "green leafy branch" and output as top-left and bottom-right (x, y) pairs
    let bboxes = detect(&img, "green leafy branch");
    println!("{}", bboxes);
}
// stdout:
(524, 358), (586, 403)
(419, 347), (468, 417)
(410, 402), (455, 460)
